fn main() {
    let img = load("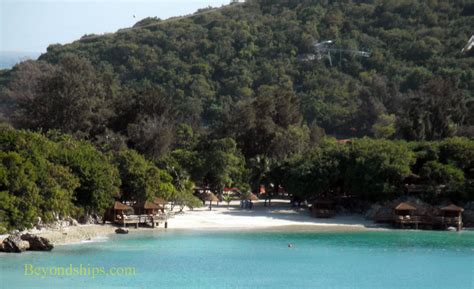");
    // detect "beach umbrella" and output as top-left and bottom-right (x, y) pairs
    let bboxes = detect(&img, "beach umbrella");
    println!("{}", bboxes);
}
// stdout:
(201, 192), (219, 210)
(240, 192), (259, 201)
(153, 197), (167, 207)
